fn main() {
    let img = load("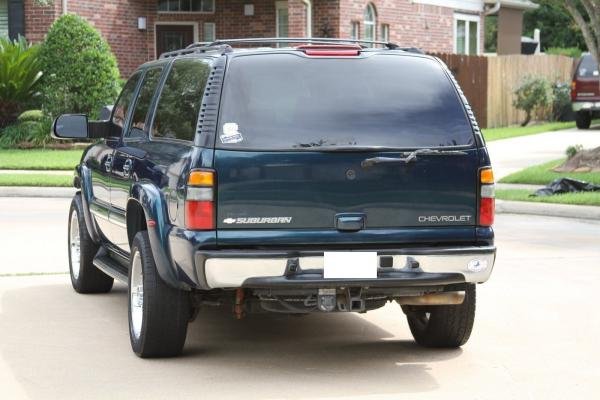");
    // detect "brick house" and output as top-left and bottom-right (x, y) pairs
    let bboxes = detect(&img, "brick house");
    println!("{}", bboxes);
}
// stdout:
(1, 0), (536, 77)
